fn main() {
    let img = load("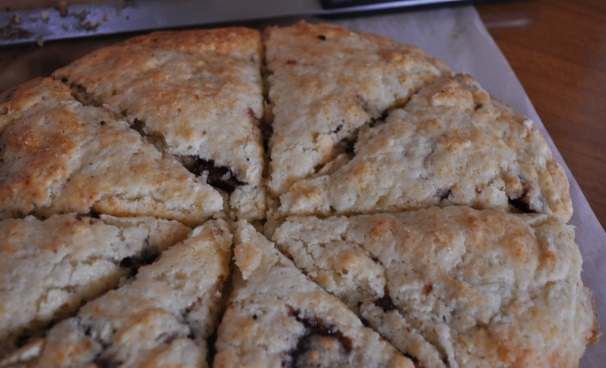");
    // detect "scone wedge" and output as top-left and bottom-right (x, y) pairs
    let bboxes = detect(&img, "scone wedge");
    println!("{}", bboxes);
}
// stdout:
(214, 221), (413, 368)
(273, 207), (598, 368)
(264, 21), (450, 197)
(0, 213), (191, 357)
(0, 78), (223, 225)
(53, 28), (266, 220)
(2, 219), (232, 368)
(278, 74), (572, 222)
